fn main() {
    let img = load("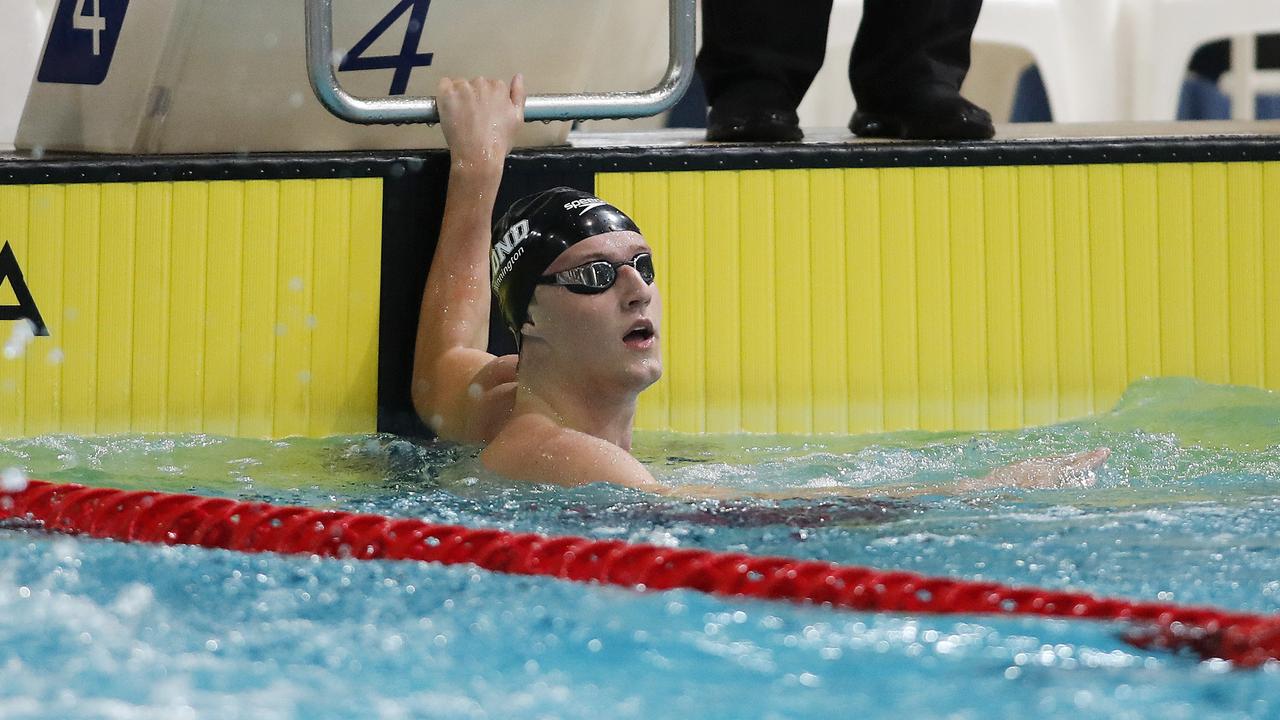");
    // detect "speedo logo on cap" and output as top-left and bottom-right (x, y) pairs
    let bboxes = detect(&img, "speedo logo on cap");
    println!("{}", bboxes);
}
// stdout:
(491, 219), (530, 289)
(564, 197), (606, 215)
